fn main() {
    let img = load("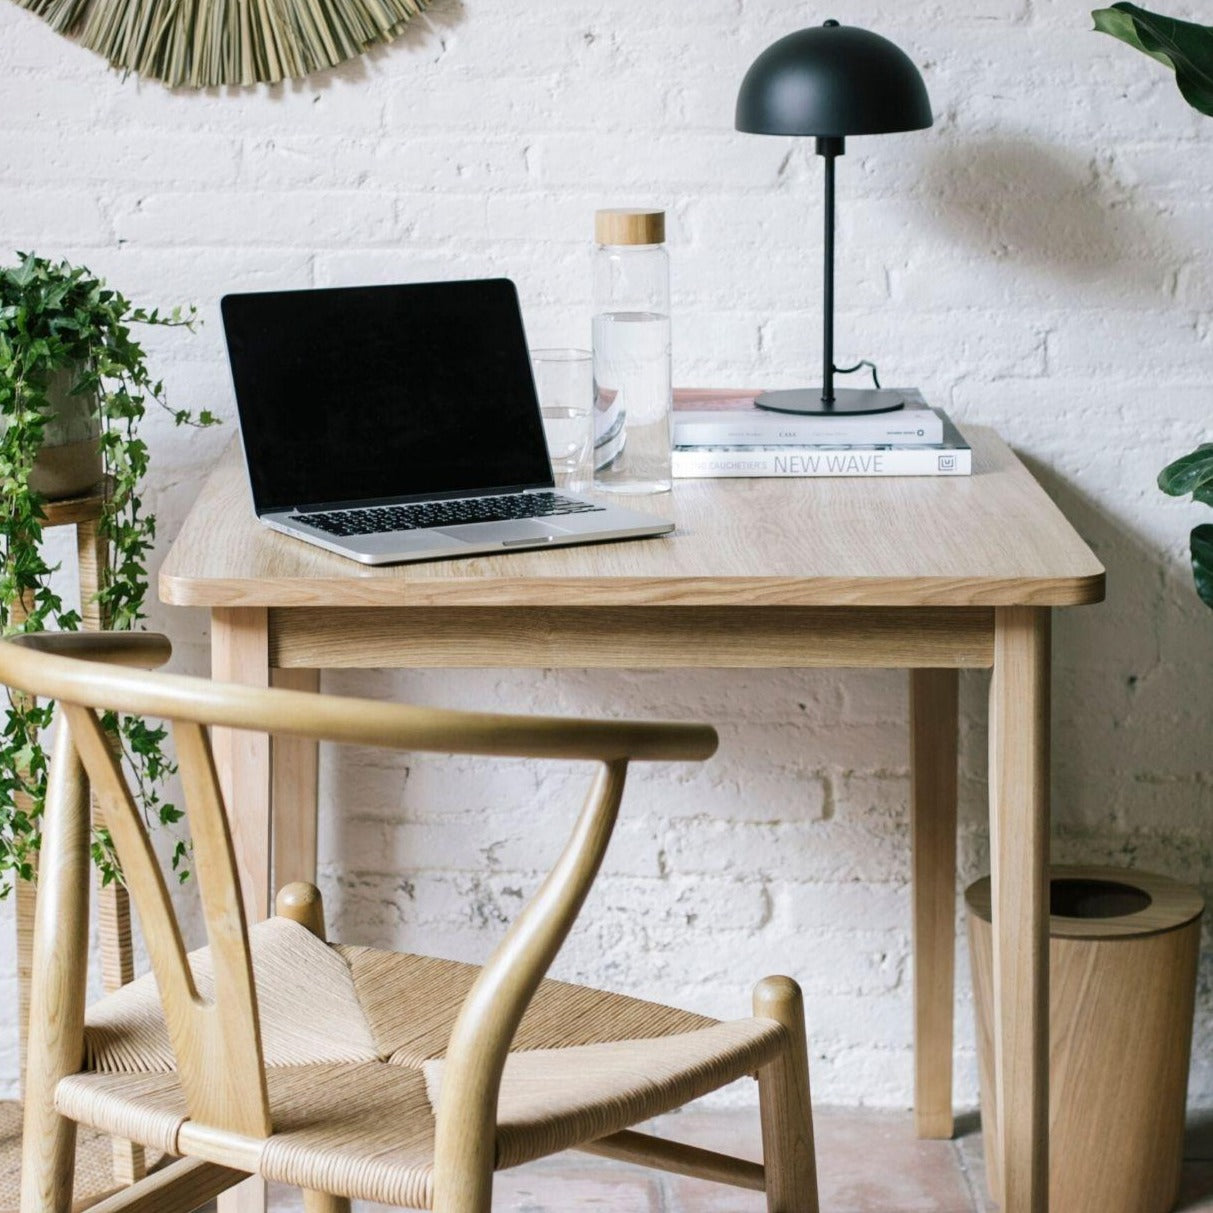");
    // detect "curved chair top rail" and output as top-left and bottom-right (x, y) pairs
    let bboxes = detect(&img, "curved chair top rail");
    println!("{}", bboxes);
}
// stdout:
(0, 633), (718, 764)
